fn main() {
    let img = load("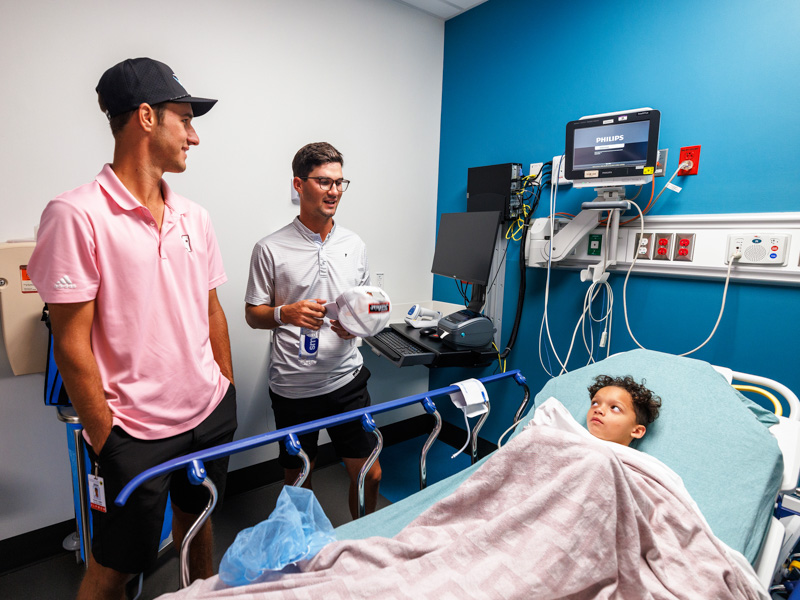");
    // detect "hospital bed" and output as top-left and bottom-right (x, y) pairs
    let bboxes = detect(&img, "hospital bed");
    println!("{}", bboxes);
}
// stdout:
(115, 349), (800, 599)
